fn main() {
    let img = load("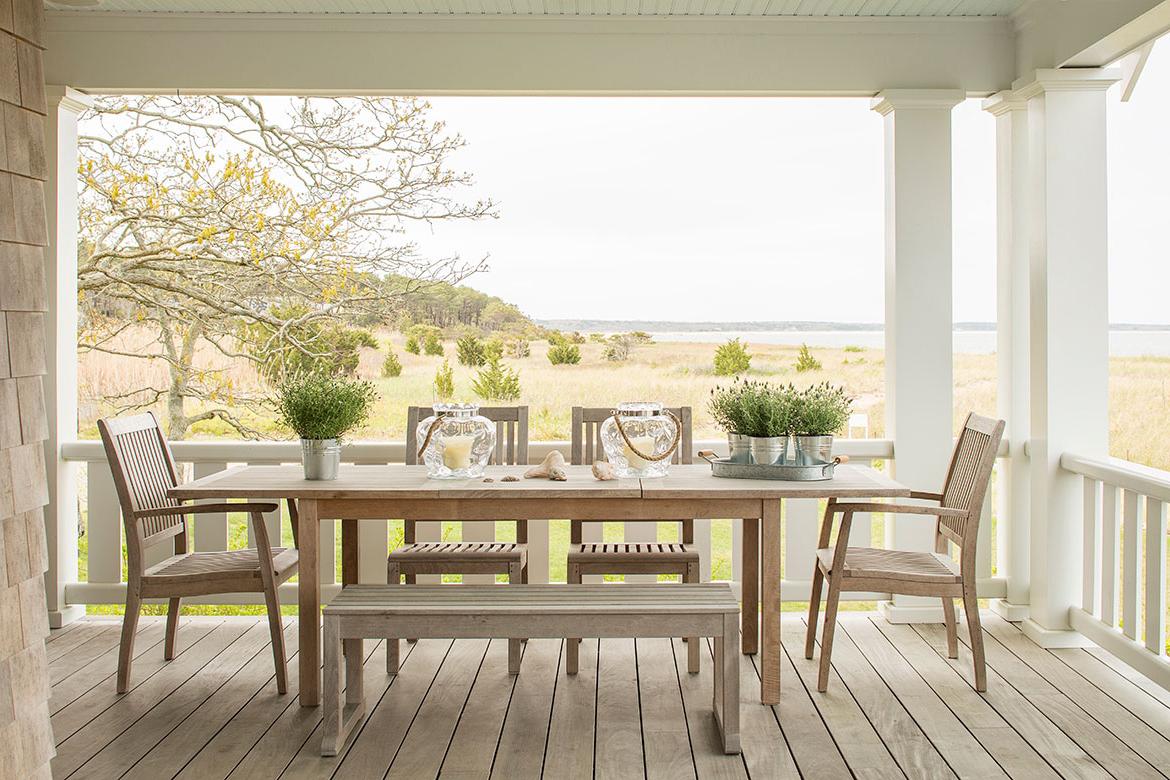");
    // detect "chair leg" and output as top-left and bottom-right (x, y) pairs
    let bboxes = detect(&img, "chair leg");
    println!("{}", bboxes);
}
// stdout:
(566, 562), (581, 674)
(263, 577), (288, 694)
(963, 581), (987, 692)
(164, 597), (181, 660)
(403, 567), (418, 644)
(942, 596), (958, 659)
(508, 561), (523, 673)
(817, 580), (843, 692)
(685, 562), (700, 674)
(806, 566), (824, 660)
(117, 587), (142, 694)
